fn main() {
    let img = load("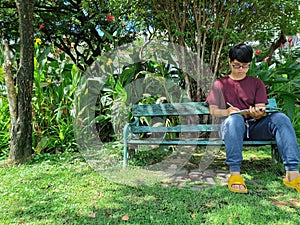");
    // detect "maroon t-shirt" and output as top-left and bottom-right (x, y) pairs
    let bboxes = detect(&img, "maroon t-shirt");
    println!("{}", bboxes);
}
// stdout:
(206, 75), (268, 111)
